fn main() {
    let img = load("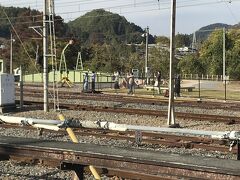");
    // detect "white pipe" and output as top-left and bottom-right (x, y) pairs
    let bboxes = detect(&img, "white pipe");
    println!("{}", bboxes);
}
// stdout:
(127, 125), (230, 138)
(0, 115), (62, 125)
(27, 119), (61, 125)
(79, 121), (127, 131)
(1, 115), (240, 140)
(32, 124), (60, 131)
(81, 120), (238, 140)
